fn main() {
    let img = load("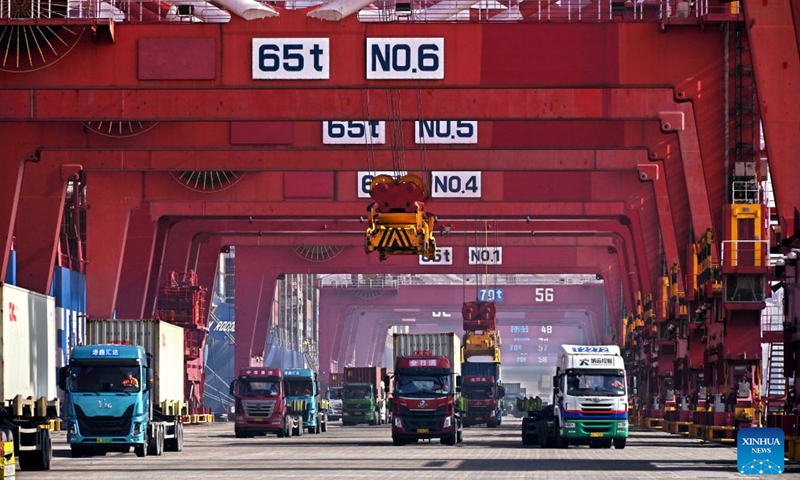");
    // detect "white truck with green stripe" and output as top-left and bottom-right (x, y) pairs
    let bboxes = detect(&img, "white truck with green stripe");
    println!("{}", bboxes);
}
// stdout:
(551, 345), (629, 449)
